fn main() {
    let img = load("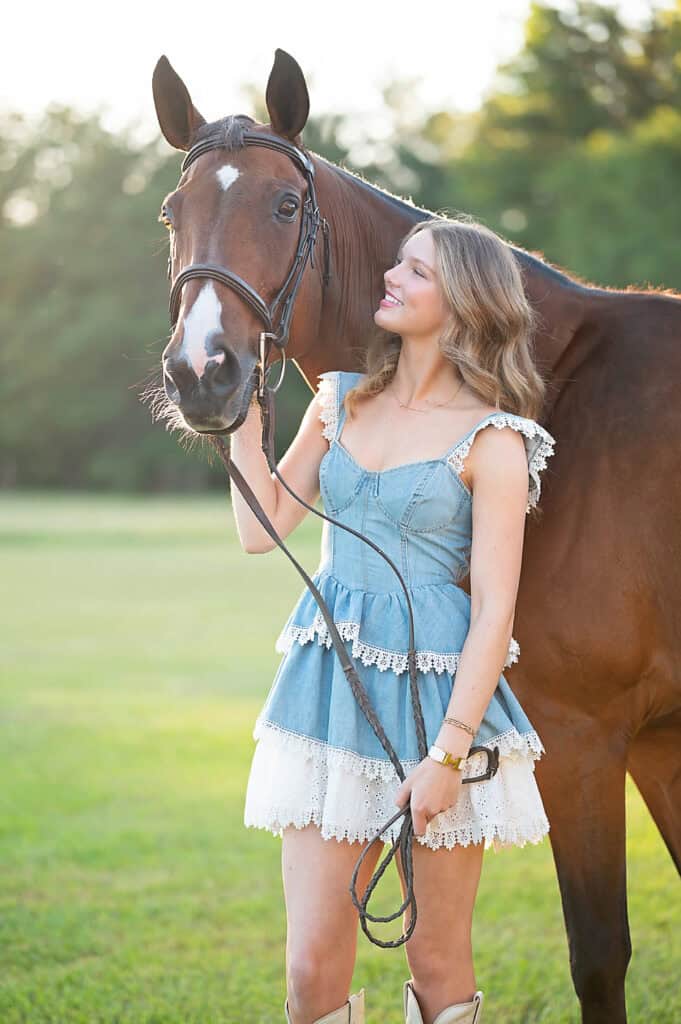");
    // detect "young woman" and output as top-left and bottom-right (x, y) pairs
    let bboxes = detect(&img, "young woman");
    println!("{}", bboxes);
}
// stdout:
(234, 216), (557, 1024)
